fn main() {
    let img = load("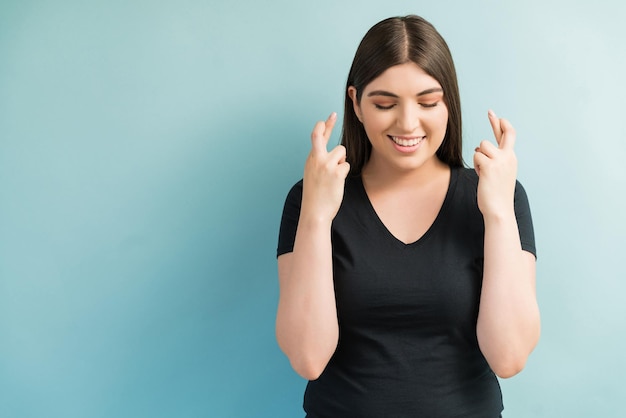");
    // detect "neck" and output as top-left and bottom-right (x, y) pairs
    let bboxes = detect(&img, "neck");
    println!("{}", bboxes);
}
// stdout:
(361, 156), (450, 189)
